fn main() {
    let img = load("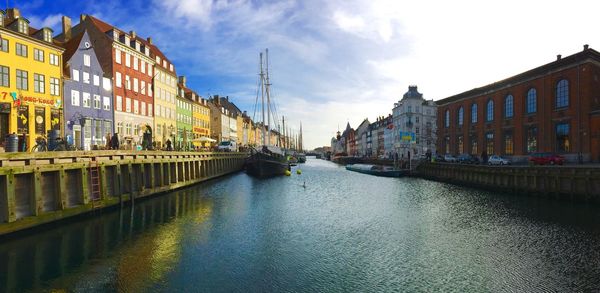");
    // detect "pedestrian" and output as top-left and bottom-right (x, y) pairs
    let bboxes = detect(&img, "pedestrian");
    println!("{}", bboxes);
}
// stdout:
(481, 150), (488, 164)
(166, 139), (172, 151)
(111, 132), (120, 150)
